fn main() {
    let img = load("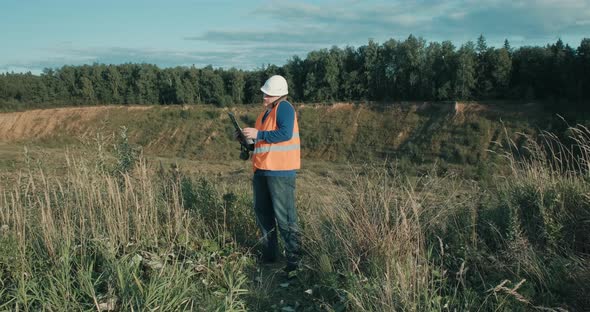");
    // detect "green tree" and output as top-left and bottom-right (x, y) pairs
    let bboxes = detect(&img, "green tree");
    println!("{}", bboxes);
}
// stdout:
(546, 39), (576, 102)
(302, 48), (341, 102)
(200, 66), (227, 106)
(422, 42), (442, 100)
(284, 56), (305, 101)
(243, 70), (264, 104)
(136, 64), (159, 104)
(78, 76), (96, 104)
(157, 68), (177, 104)
(475, 34), (494, 98)
(339, 46), (366, 100)
(362, 39), (384, 100)
(490, 47), (512, 97)
(396, 35), (426, 100)
(90, 64), (110, 103)
(223, 68), (245, 104)
(182, 66), (200, 104)
(303, 71), (318, 102)
(105, 65), (123, 104)
(326, 46), (343, 100)
(577, 38), (590, 101)
(31, 75), (50, 104)
(510, 46), (549, 100)
(504, 39), (511, 52)
(58, 66), (77, 102)
(454, 41), (477, 100)
(431, 41), (456, 100)
(381, 39), (400, 100)
(40, 68), (58, 104)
